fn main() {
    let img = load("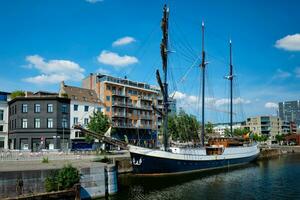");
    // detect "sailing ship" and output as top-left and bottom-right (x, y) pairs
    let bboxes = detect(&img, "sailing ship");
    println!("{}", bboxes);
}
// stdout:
(128, 5), (260, 174)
